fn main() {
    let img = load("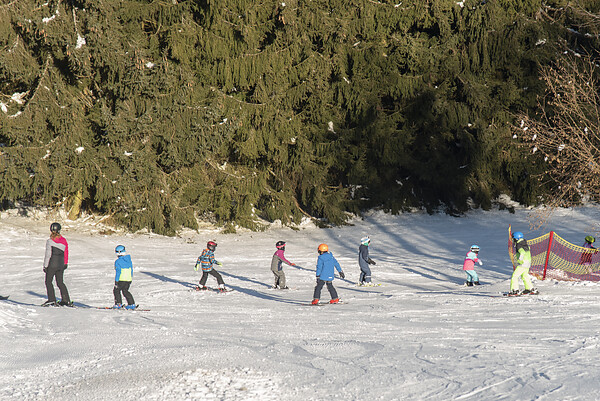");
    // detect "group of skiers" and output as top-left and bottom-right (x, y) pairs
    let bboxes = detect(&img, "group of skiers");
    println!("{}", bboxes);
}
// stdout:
(42, 222), (136, 309)
(463, 231), (597, 296)
(39, 220), (599, 307)
(462, 231), (538, 295)
(268, 236), (377, 304)
(195, 236), (376, 305)
(40, 221), (378, 307)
